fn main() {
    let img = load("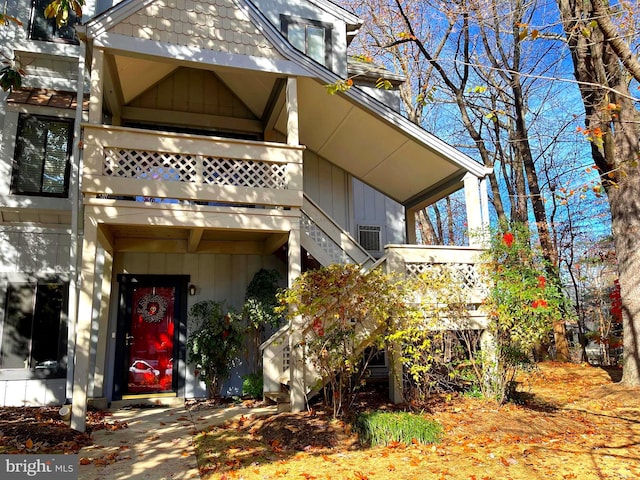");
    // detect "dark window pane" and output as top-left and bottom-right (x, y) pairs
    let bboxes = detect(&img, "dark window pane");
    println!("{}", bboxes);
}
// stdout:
(42, 122), (70, 194)
(30, 0), (78, 43)
(32, 282), (67, 368)
(1, 281), (68, 374)
(12, 115), (72, 197)
(1, 284), (35, 369)
(281, 16), (331, 68)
